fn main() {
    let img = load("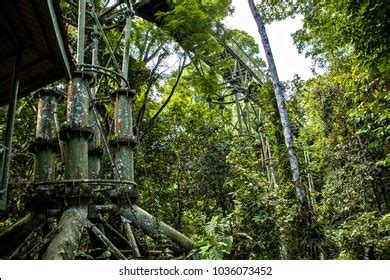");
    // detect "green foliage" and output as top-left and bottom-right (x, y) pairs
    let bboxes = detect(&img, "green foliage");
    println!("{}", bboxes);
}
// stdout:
(75, 248), (112, 260)
(276, 0), (390, 260)
(293, 1), (389, 73)
(348, 86), (389, 154)
(225, 138), (282, 259)
(159, 0), (231, 57)
(254, 0), (301, 23)
(255, 0), (389, 259)
(1, 0), (388, 261)
(0, 97), (37, 220)
(189, 215), (233, 260)
(330, 212), (390, 260)
(225, 29), (264, 66)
